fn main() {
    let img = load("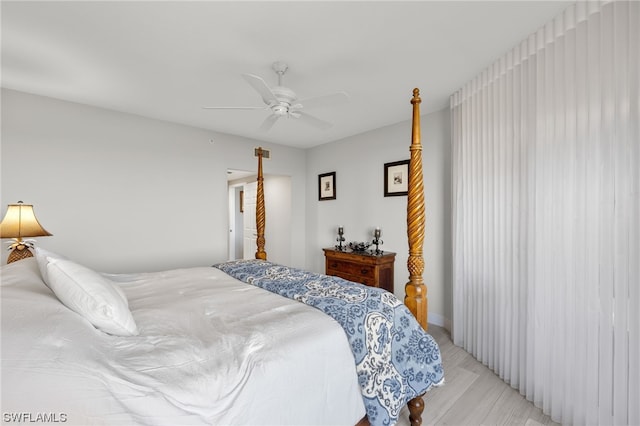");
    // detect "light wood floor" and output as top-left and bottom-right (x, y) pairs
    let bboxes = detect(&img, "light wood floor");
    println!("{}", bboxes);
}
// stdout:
(397, 325), (560, 426)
